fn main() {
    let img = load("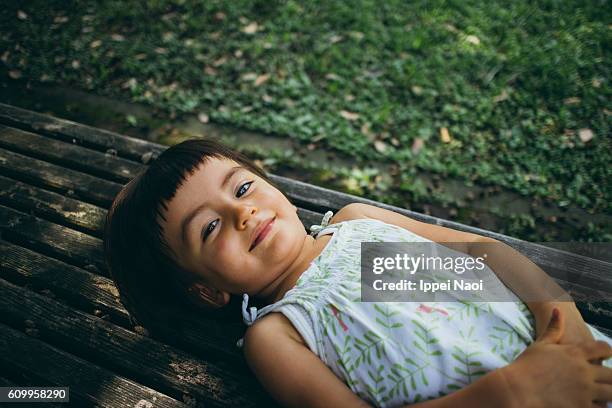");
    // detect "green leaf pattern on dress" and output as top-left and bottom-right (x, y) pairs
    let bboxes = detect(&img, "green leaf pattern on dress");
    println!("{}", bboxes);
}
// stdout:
(253, 218), (612, 407)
